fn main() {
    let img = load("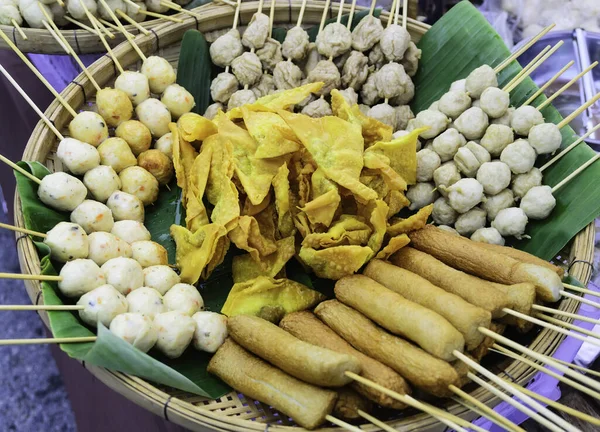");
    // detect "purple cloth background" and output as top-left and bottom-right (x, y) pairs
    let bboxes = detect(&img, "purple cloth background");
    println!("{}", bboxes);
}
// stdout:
(28, 53), (101, 93)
